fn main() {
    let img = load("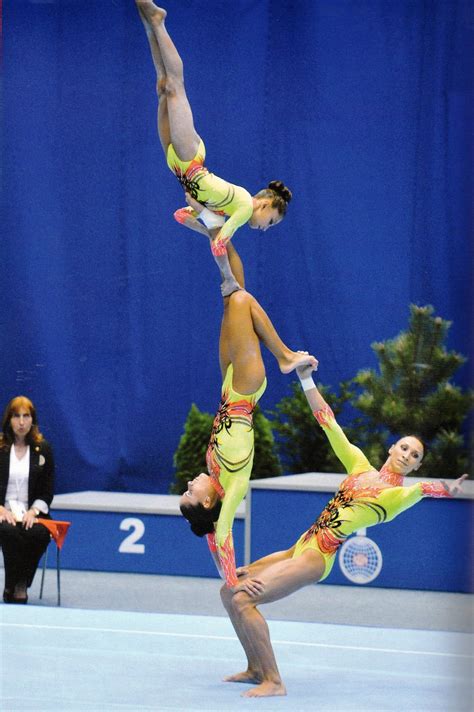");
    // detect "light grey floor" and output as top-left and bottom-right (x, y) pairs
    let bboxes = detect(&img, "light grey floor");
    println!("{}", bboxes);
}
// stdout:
(2, 606), (472, 712)
(22, 566), (474, 634)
